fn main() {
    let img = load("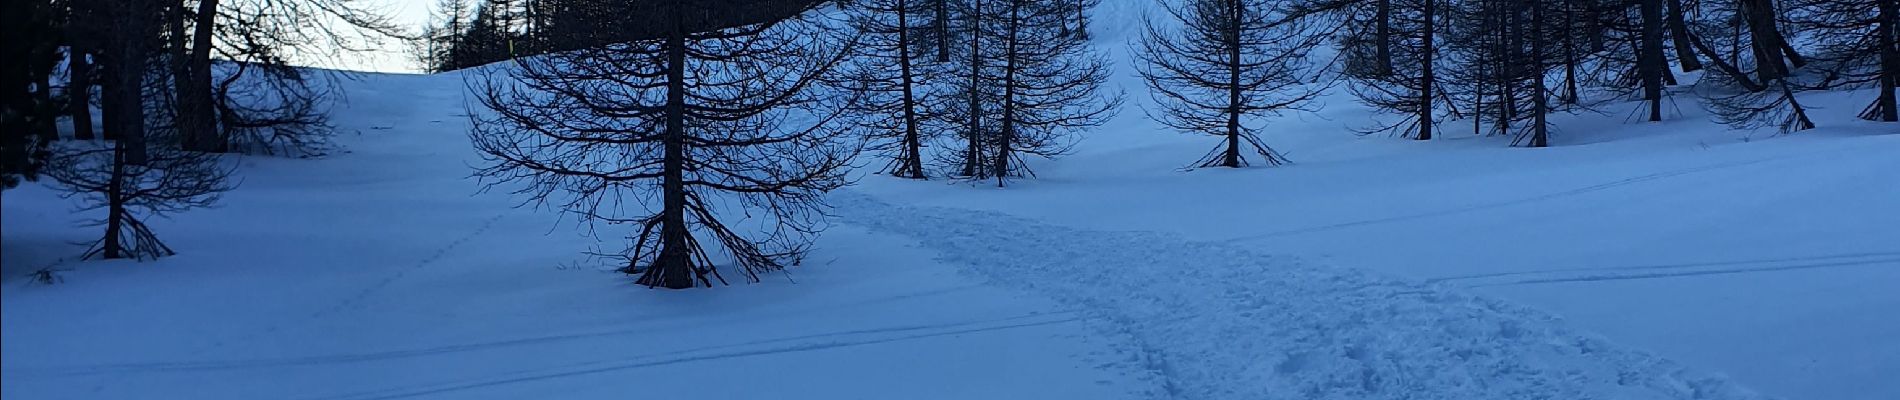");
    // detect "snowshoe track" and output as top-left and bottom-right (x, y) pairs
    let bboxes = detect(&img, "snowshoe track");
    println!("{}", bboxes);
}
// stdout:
(834, 191), (1774, 400)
